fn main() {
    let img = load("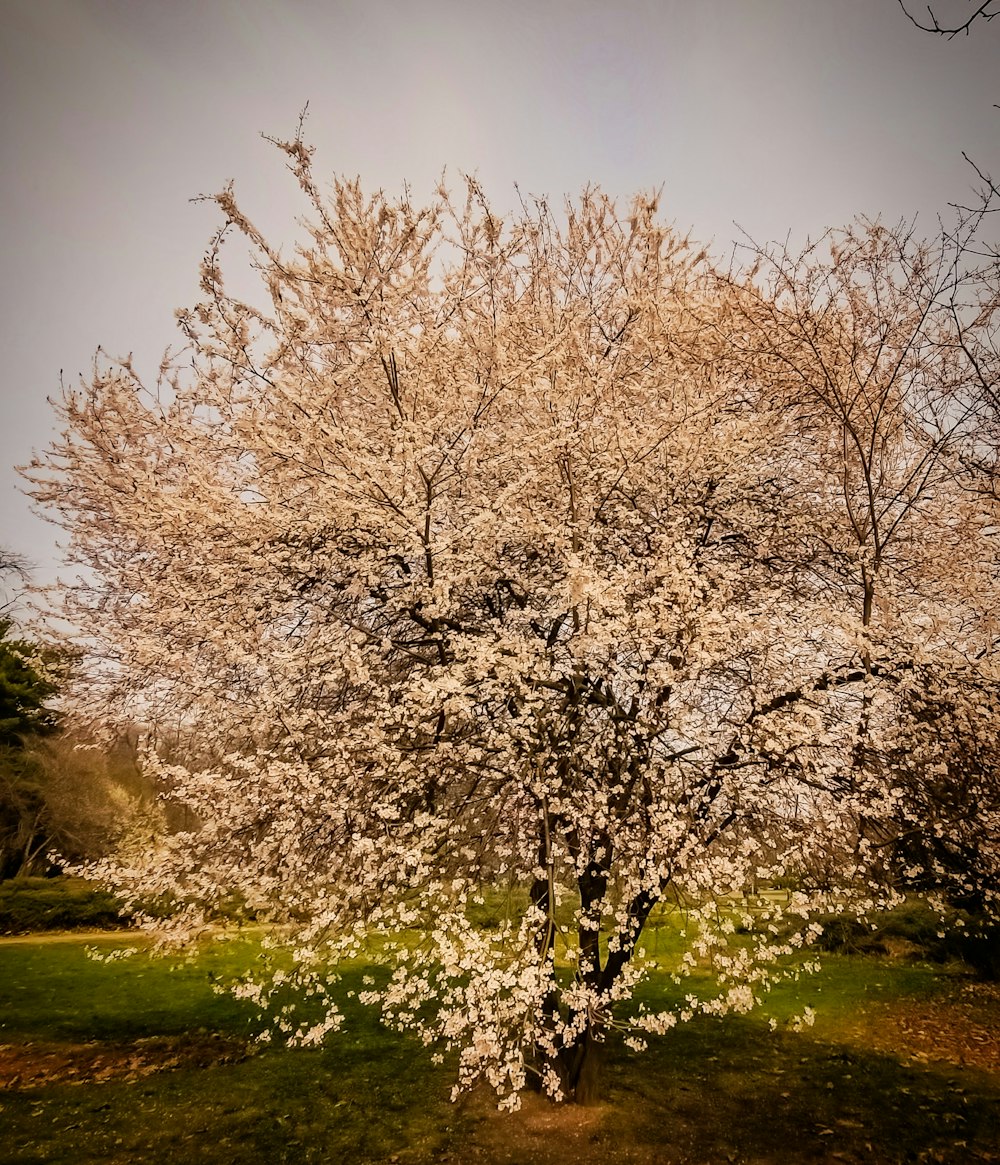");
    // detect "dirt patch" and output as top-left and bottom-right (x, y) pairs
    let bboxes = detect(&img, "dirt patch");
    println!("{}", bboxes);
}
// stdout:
(840, 981), (1000, 1073)
(0, 1032), (250, 1090)
(449, 1089), (619, 1165)
(0, 929), (140, 946)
